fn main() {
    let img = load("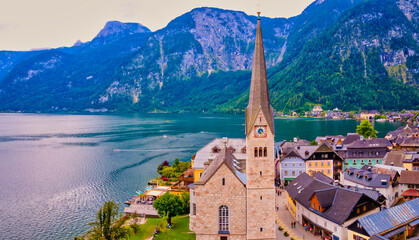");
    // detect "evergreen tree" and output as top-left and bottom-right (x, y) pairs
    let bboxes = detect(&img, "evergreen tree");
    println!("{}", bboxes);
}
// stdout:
(356, 120), (377, 139)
